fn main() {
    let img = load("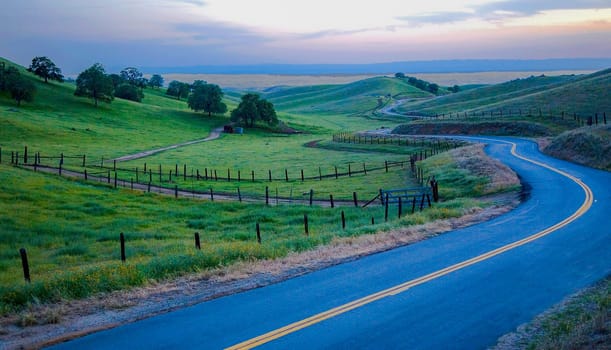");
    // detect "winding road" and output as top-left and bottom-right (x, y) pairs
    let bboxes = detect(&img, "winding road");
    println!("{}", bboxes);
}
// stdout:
(48, 137), (610, 349)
